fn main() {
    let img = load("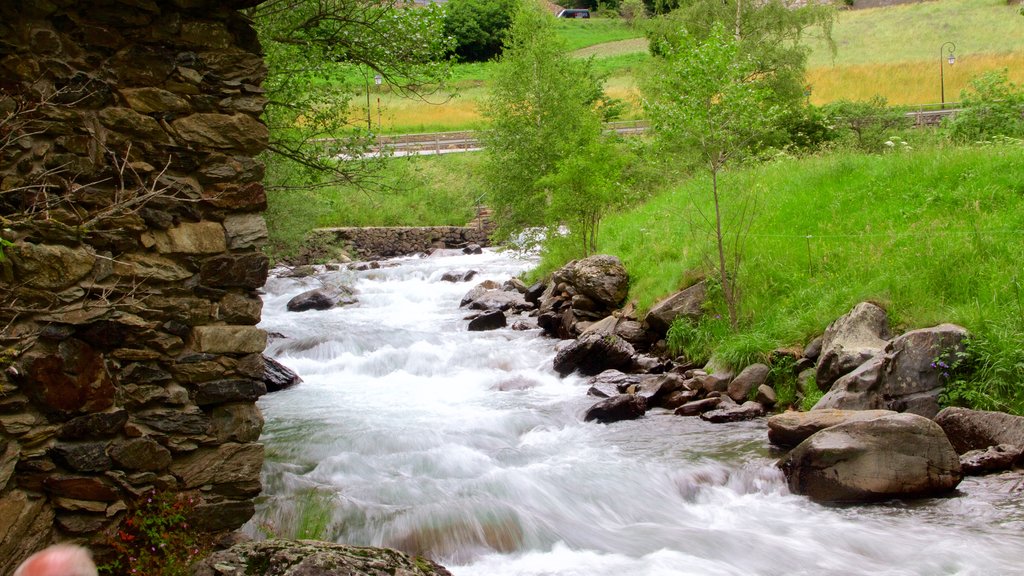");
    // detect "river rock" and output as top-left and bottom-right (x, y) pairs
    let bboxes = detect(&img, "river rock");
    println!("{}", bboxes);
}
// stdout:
(584, 394), (647, 424)
(635, 373), (687, 408)
(463, 243), (482, 254)
(560, 255), (629, 309)
(674, 396), (722, 416)
(286, 285), (357, 312)
(553, 333), (635, 377)
(441, 270), (478, 282)
(727, 363), (770, 402)
(767, 409), (897, 448)
(643, 281), (707, 335)
(700, 400), (764, 423)
(778, 413), (962, 503)
(468, 310), (507, 331)
(755, 384), (777, 407)
(814, 324), (970, 418)
(959, 444), (1023, 476)
(191, 539), (453, 576)
(586, 370), (647, 398)
(467, 290), (530, 312)
(816, 302), (891, 391)
(263, 355), (302, 393)
(933, 407), (1024, 454)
